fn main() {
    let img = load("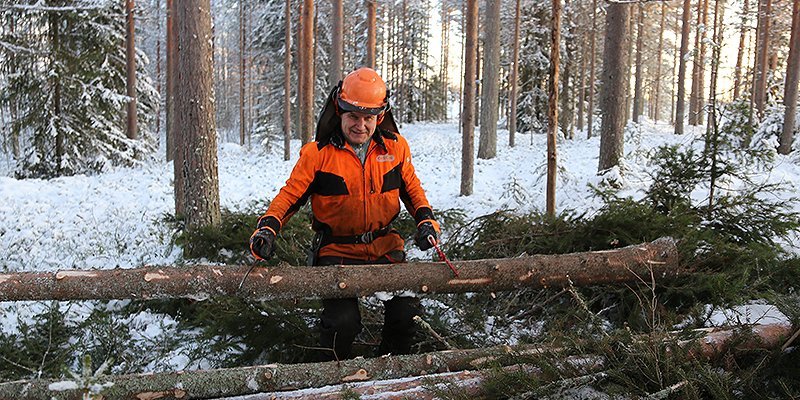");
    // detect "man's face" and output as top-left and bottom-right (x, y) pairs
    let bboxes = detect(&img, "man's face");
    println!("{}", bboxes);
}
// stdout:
(340, 111), (378, 146)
